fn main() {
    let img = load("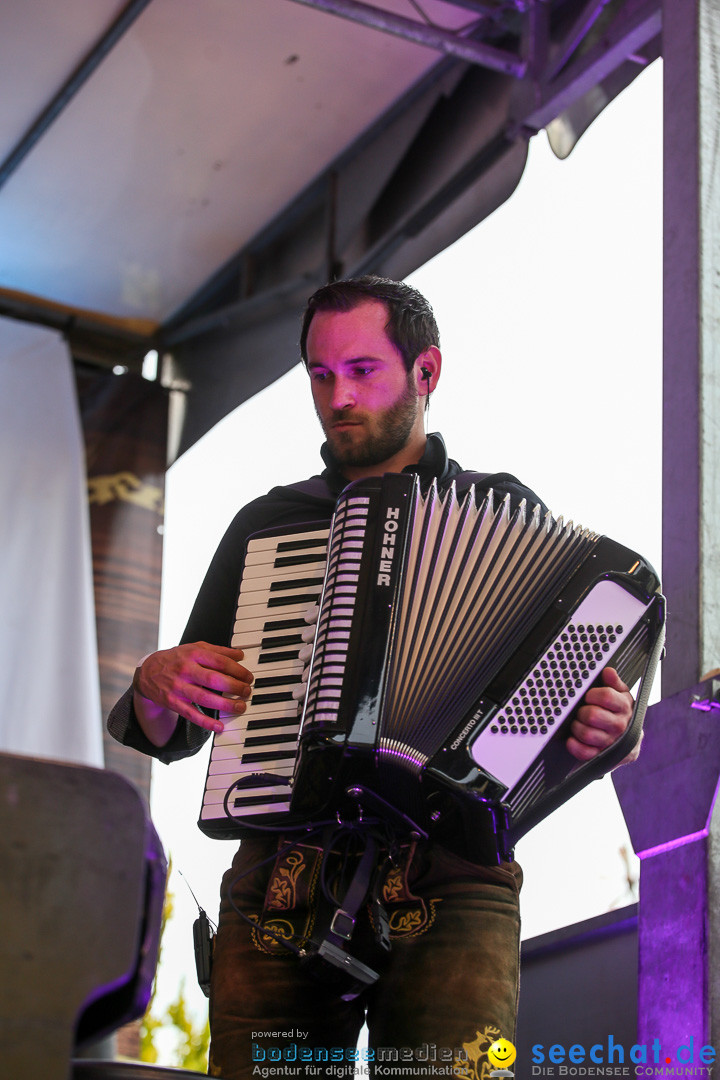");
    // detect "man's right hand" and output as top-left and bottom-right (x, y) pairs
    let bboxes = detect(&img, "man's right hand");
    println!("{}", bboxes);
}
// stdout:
(133, 642), (253, 745)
